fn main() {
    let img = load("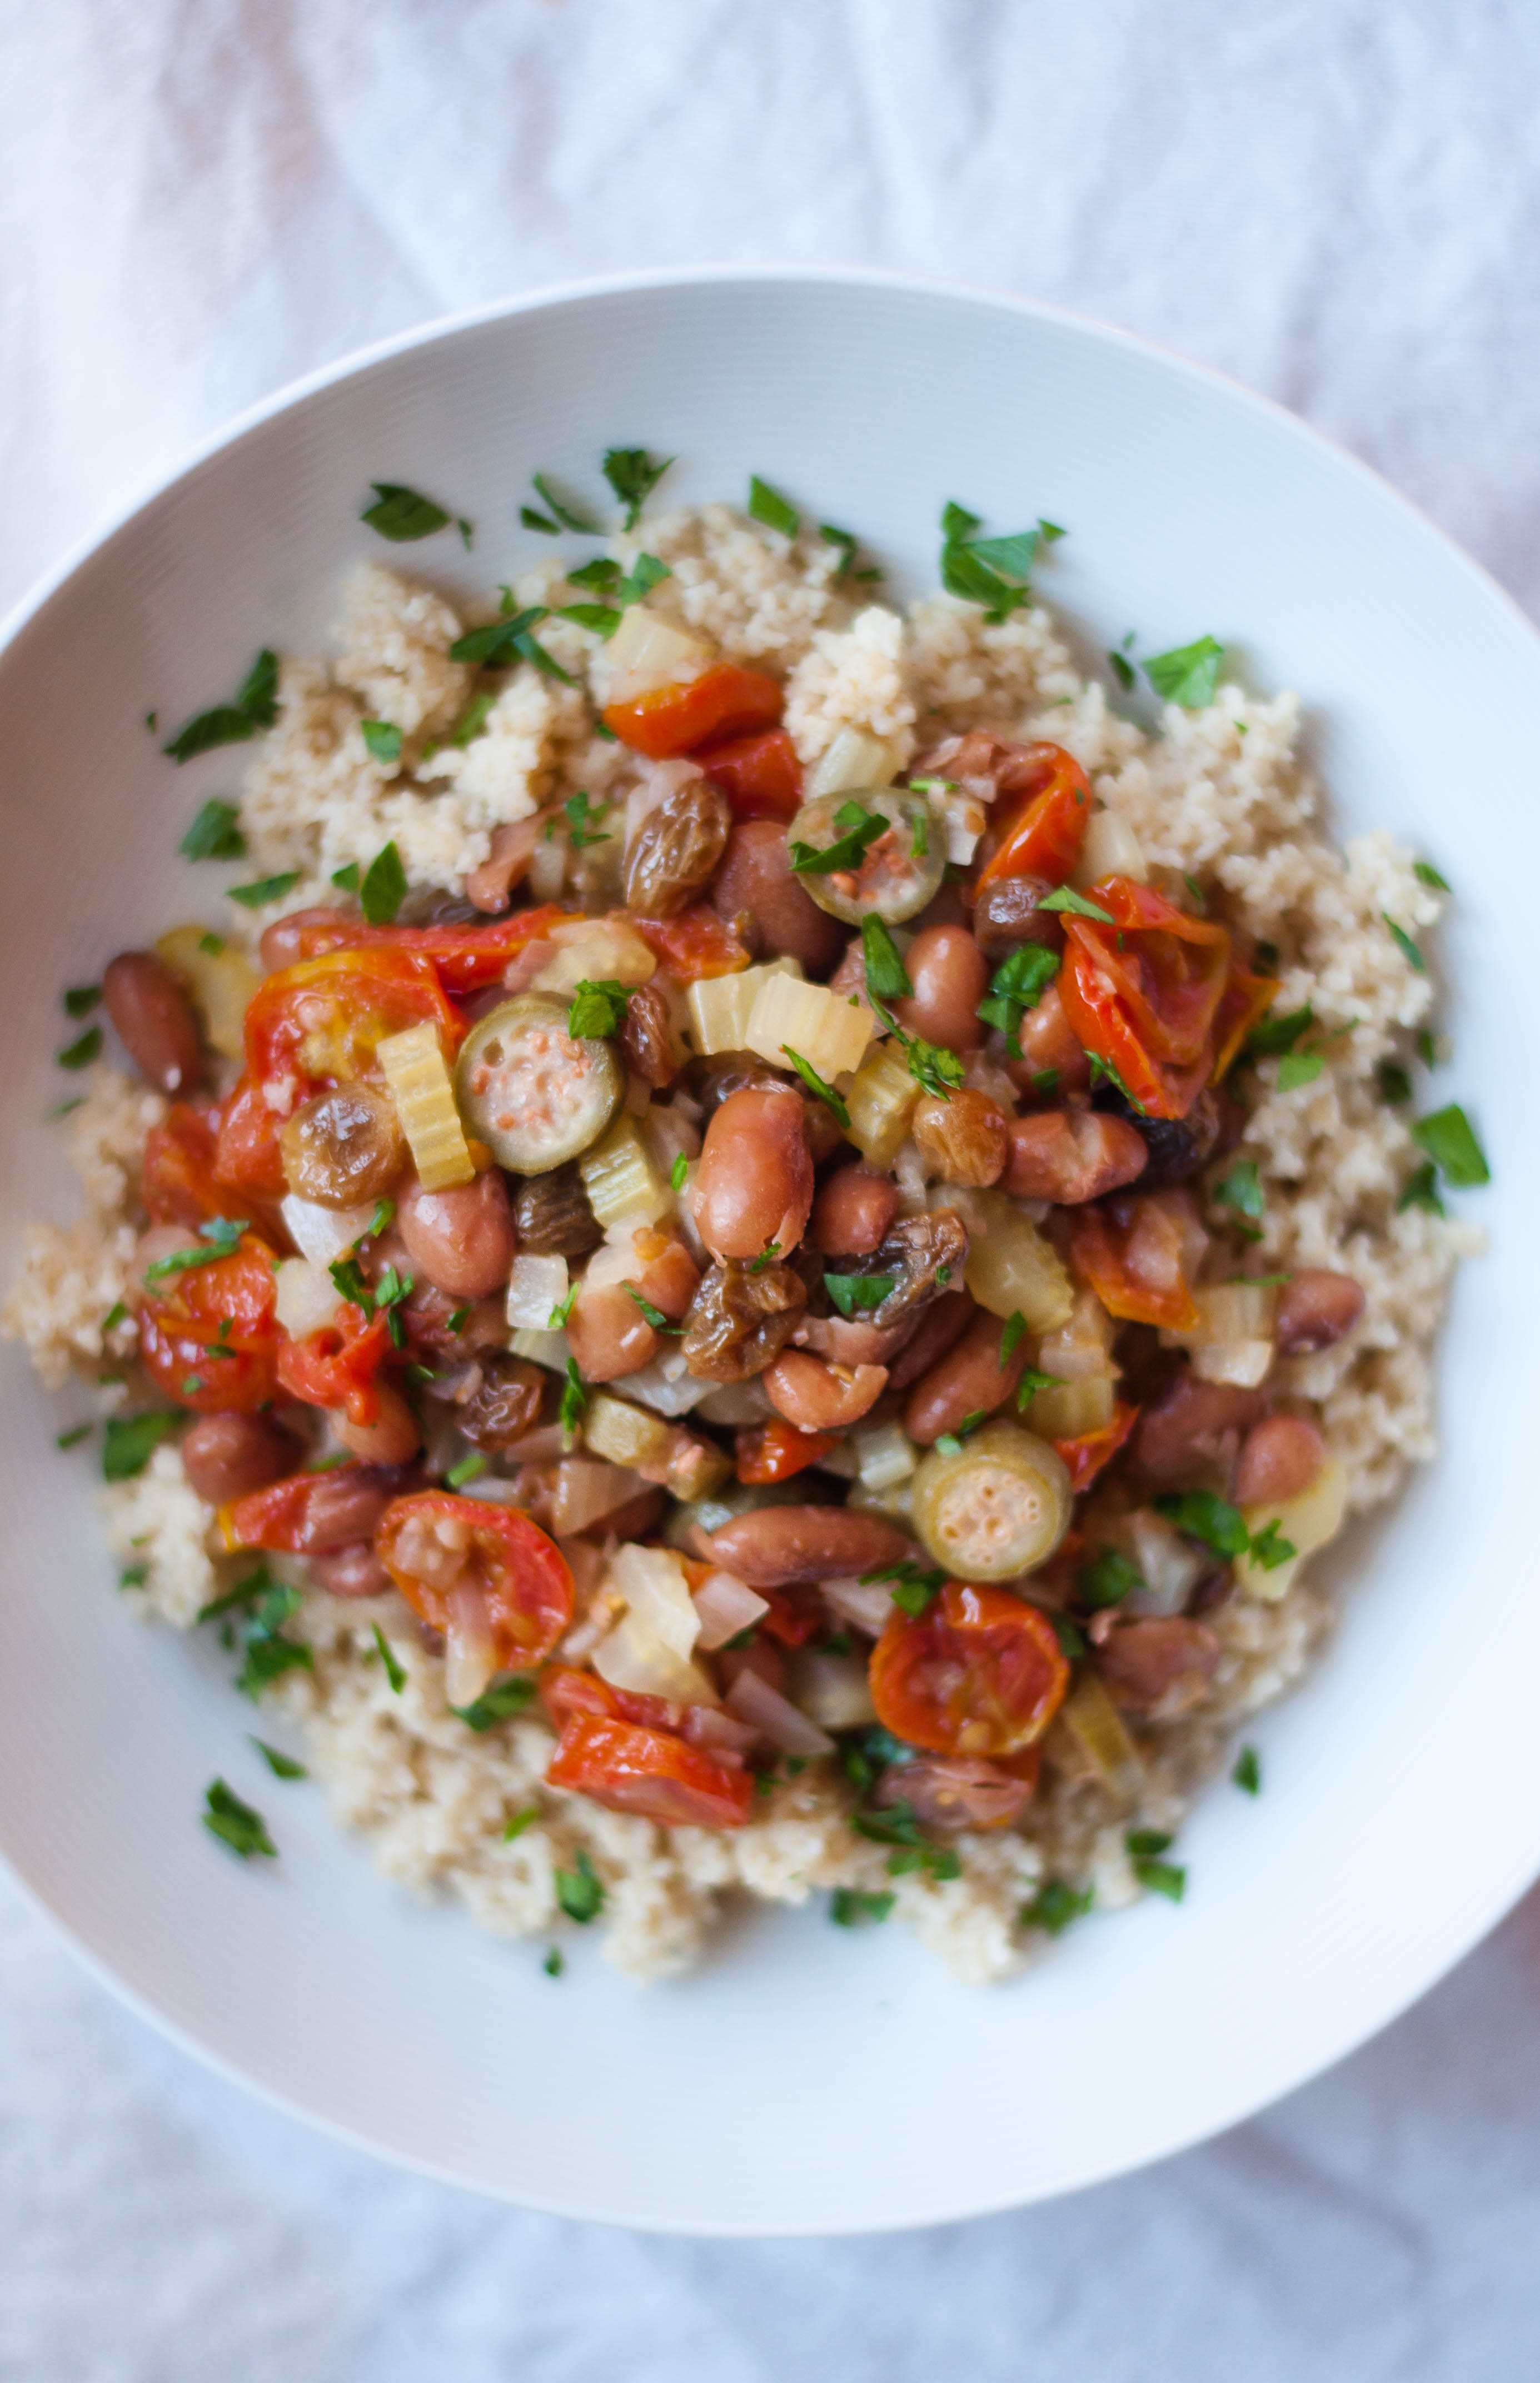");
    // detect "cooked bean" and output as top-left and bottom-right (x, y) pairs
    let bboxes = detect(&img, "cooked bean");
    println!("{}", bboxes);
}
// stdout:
(711, 819), (846, 974)
(181, 1411), (303, 1507)
(566, 1282), (660, 1383)
(912, 1089), (1008, 1187)
(258, 906), (348, 974)
(762, 1351), (888, 1430)
(1004, 1109), (1148, 1204)
(893, 925), (988, 1055)
(1095, 1618), (1219, 1716)
(1003, 981), (1091, 1095)
(619, 978), (682, 1088)
(307, 1541), (391, 1598)
(102, 952), (203, 1094)
(1274, 1268), (1365, 1355)
(280, 1083), (406, 1209)
(466, 816), (546, 913)
(625, 775), (731, 916)
(970, 874), (1065, 959)
(813, 1165), (900, 1257)
(457, 1356), (548, 1451)
(332, 1383), (422, 1466)
(705, 1504), (914, 1587)
(1133, 1369), (1265, 1489)
(693, 1085), (813, 1260)
(397, 1169), (515, 1299)
(904, 1308), (1028, 1445)
(884, 1288), (973, 1392)
(287, 1469), (399, 1551)
(1232, 1413), (1325, 1507)
(873, 1754), (1035, 1833)
(402, 1283), (508, 1356)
